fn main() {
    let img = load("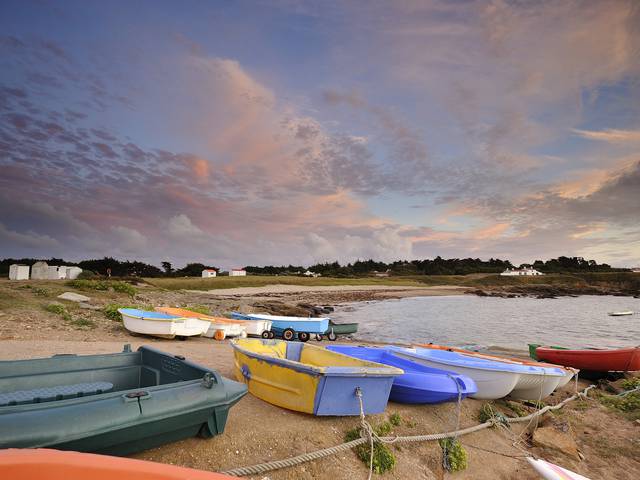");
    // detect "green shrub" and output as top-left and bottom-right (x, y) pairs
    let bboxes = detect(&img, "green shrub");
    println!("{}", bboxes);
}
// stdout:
(601, 392), (640, 413)
(389, 413), (402, 427)
(439, 438), (468, 472)
(32, 287), (49, 296)
(111, 282), (136, 296)
(103, 304), (128, 321)
(43, 303), (71, 322)
(77, 270), (98, 279)
(345, 424), (396, 474)
(621, 377), (640, 391)
(72, 317), (95, 328)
